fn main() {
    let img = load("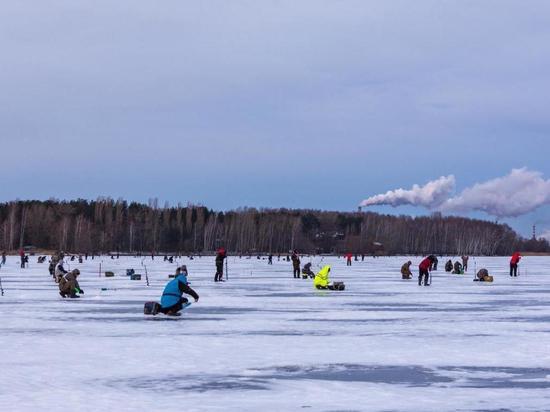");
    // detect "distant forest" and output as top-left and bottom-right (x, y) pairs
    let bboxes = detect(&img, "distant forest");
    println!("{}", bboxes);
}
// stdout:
(0, 199), (548, 256)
